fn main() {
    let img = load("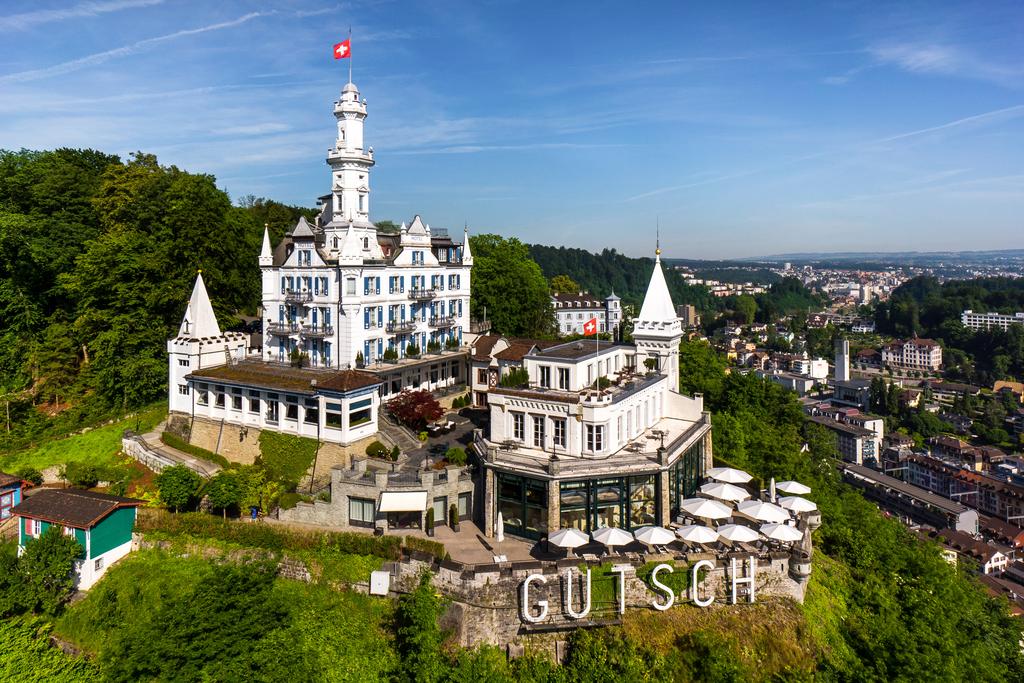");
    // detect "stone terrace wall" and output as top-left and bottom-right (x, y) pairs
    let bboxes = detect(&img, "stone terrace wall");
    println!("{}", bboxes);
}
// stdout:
(389, 548), (810, 650)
